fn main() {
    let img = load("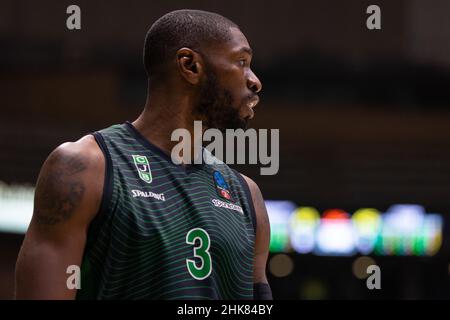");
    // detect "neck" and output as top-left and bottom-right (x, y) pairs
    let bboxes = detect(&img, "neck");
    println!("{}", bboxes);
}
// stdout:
(132, 87), (205, 164)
